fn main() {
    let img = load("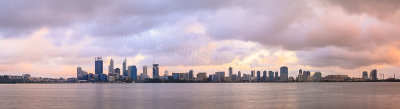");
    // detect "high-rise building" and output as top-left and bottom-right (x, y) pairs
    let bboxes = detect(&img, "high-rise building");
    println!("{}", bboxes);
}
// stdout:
(256, 71), (261, 82)
(123, 58), (127, 76)
(77, 67), (87, 80)
(115, 68), (120, 75)
(108, 58), (114, 76)
(189, 70), (194, 79)
(153, 64), (159, 79)
(238, 71), (241, 80)
(262, 71), (267, 81)
(143, 65), (148, 76)
(229, 67), (233, 77)
(299, 69), (302, 75)
(275, 71), (279, 80)
(280, 66), (288, 81)
(251, 70), (255, 77)
(370, 69), (378, 80)
(95, 57), (103, 75)
(362, 71), (368, 79)
(268, 71), (274, 81)
(129, 65), (137, 81)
